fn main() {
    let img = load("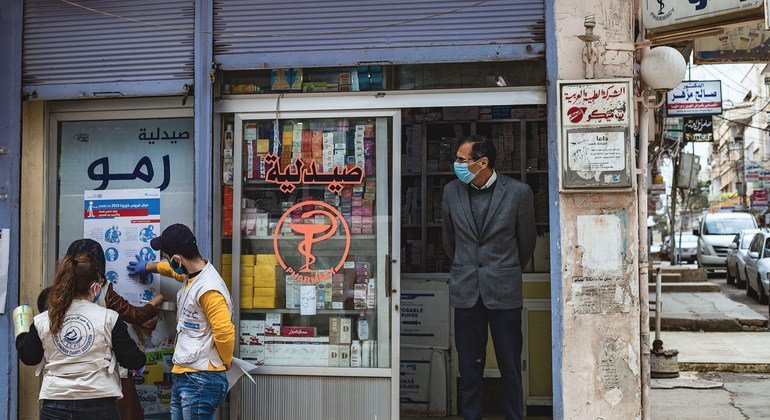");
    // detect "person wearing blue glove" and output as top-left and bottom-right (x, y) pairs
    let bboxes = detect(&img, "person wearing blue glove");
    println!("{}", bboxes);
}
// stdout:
(127, 255), (154, 285)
